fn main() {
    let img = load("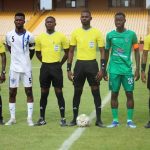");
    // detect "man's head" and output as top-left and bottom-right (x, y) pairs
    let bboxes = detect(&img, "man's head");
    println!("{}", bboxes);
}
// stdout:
(45, 16), (56, 31)
(14, 12), (25, 29)
(115, 12), (126, 29)
(80, 10), (92, 26)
